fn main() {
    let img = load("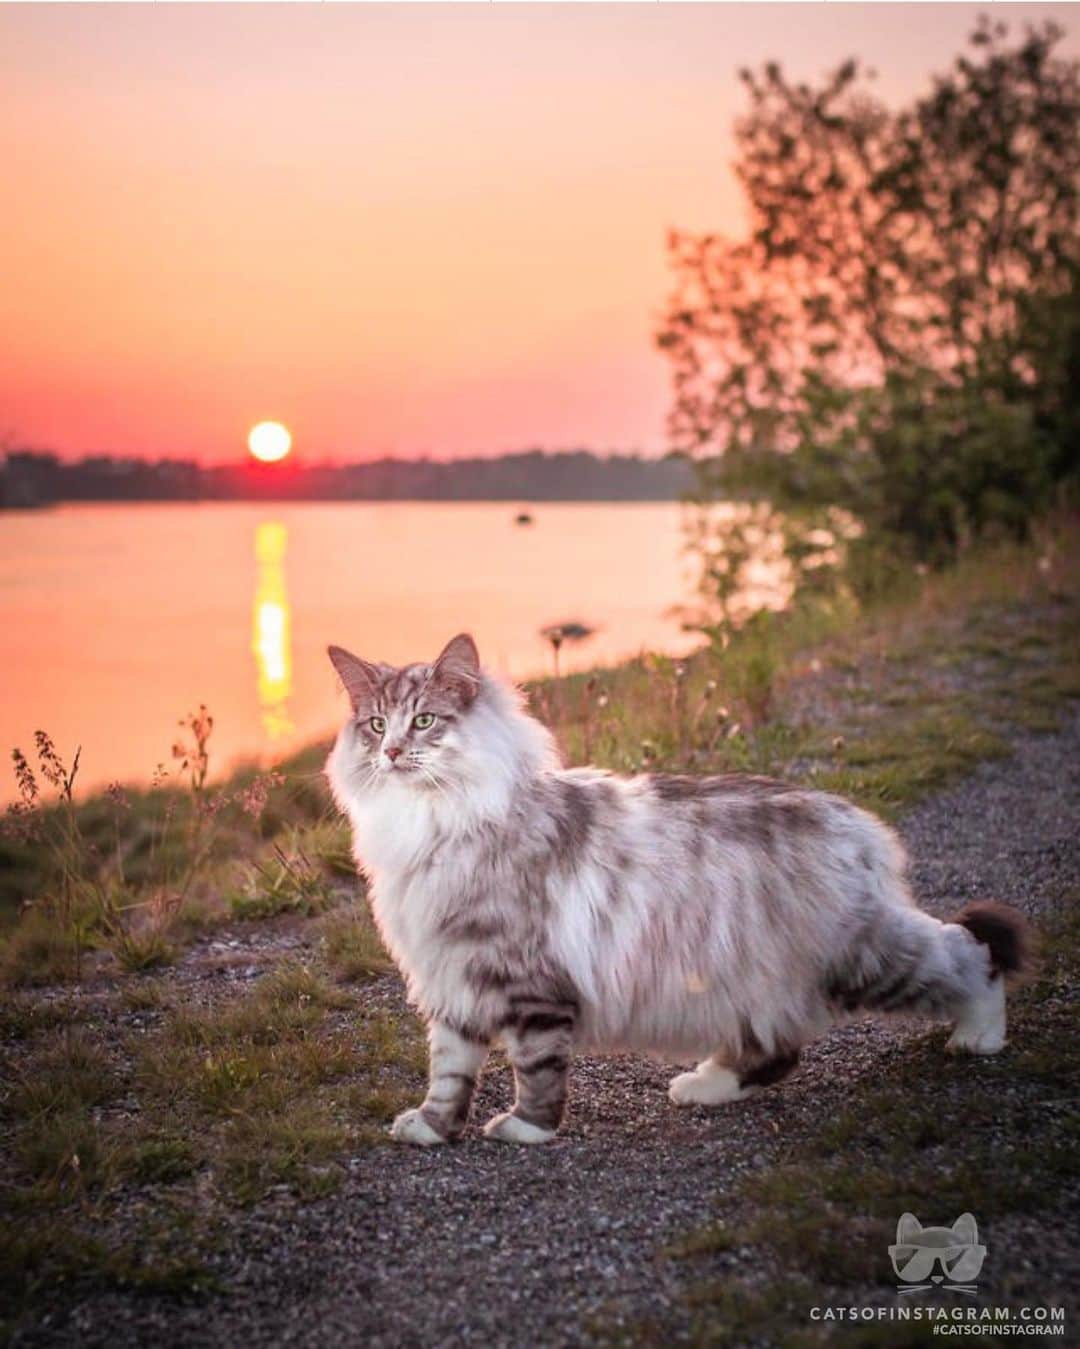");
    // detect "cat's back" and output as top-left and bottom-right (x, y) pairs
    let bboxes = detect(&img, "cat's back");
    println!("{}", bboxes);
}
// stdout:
(534, 765), (898, 873)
